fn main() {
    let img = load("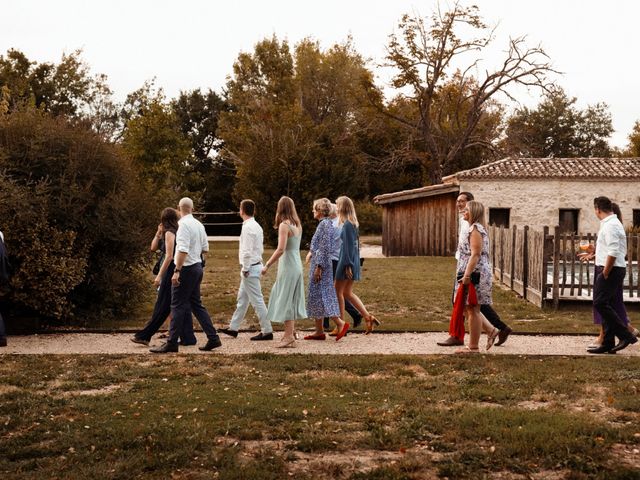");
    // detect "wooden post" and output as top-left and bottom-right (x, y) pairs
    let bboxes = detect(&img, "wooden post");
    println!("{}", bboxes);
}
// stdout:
(522, 225), (529, 300)
(627, 233), (633, 298)
(577, 233), (584, 297)
(561, 232), (567, 297)
(500, 226), (505, 285)
(569, 233), (576, 296)
(553, 226), (561, 310)
(541, 226), (550, 303)
(510, 225), (517, 289)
